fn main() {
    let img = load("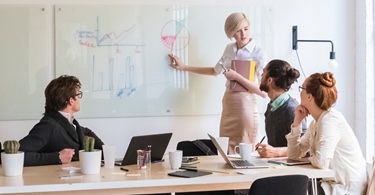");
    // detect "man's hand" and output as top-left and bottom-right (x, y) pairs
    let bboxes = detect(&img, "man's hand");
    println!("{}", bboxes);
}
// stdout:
(256, 144), (286, 158)
(59, 148), (75, 164)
